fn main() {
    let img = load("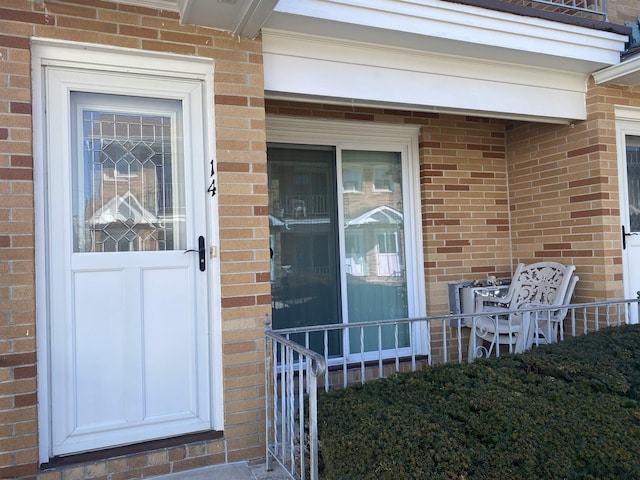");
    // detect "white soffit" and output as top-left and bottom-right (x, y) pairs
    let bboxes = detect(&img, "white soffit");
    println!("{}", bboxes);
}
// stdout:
(177, 0), (278, 37)
(263, 29), (589, 123)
